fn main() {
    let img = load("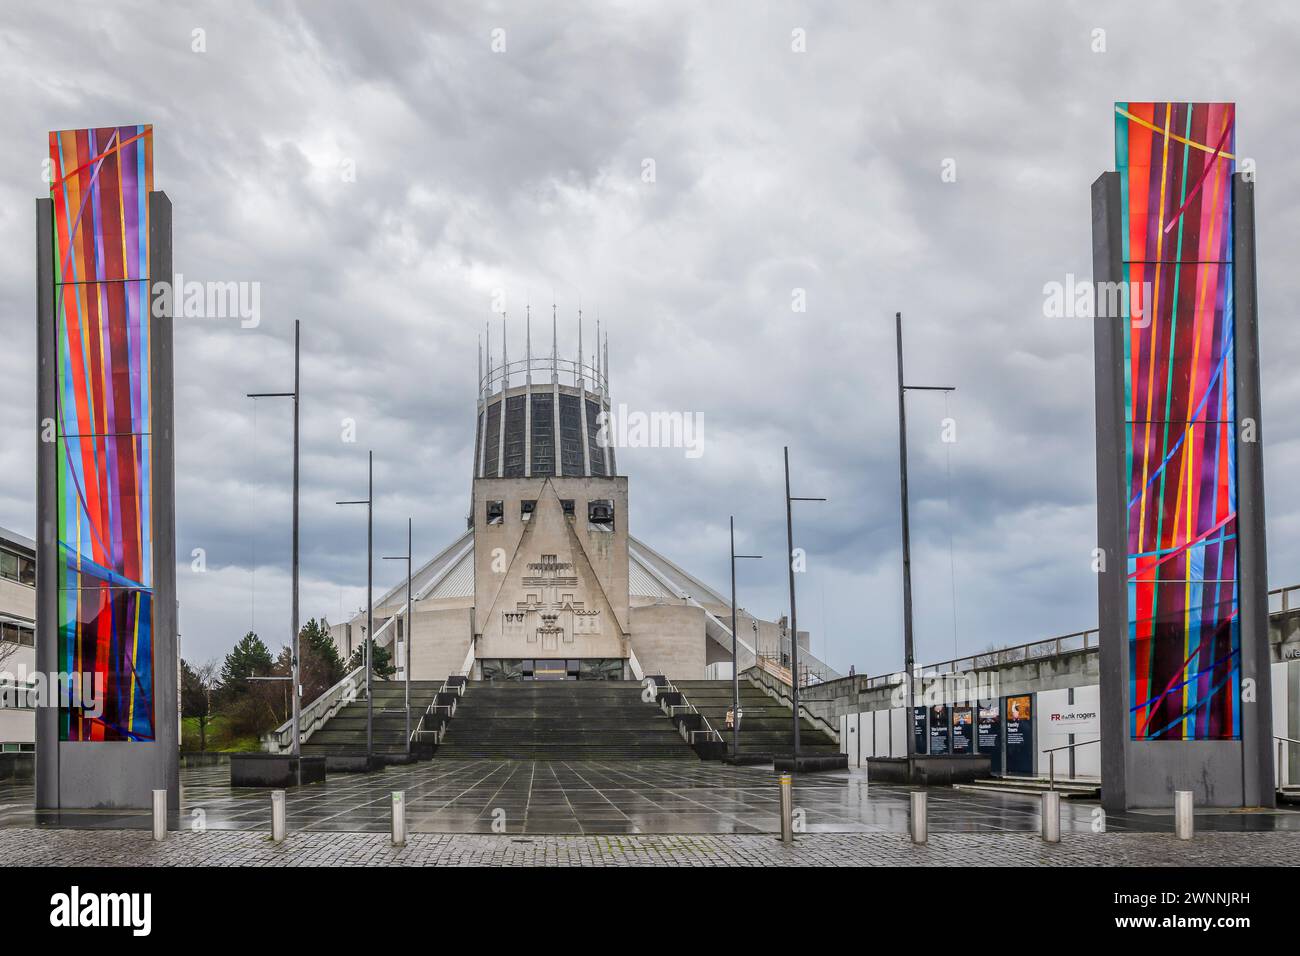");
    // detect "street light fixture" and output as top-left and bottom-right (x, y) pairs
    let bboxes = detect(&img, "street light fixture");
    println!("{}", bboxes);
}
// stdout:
(894, 311), (955, 757)
(382, 517), (414, 759)
(783, 446), (826, 766)
(729, 516), (761, 761)
(246, 319), (302, 770)
(337, 450), (375, 763)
